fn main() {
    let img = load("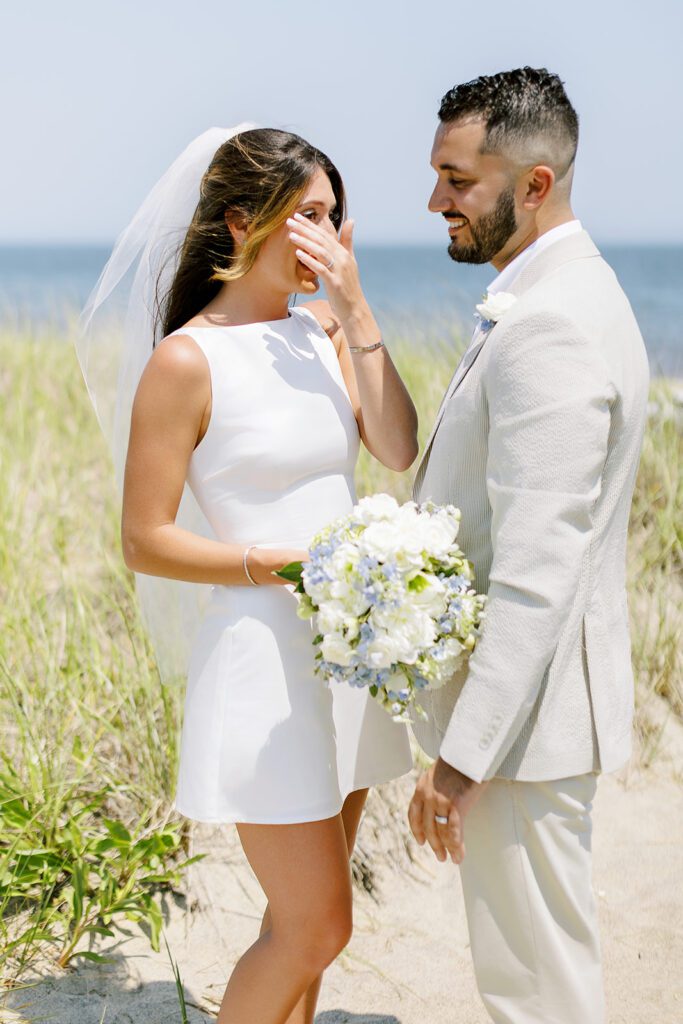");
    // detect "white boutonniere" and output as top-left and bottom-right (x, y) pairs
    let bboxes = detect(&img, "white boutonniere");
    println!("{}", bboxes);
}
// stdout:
(475, 291), (517, 331)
